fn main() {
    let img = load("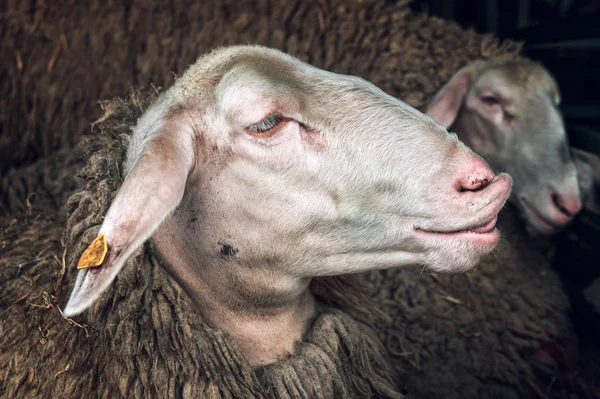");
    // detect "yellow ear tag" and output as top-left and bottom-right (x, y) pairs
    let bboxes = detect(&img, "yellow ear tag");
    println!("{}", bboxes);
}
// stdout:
(76, 234), (108, 270)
